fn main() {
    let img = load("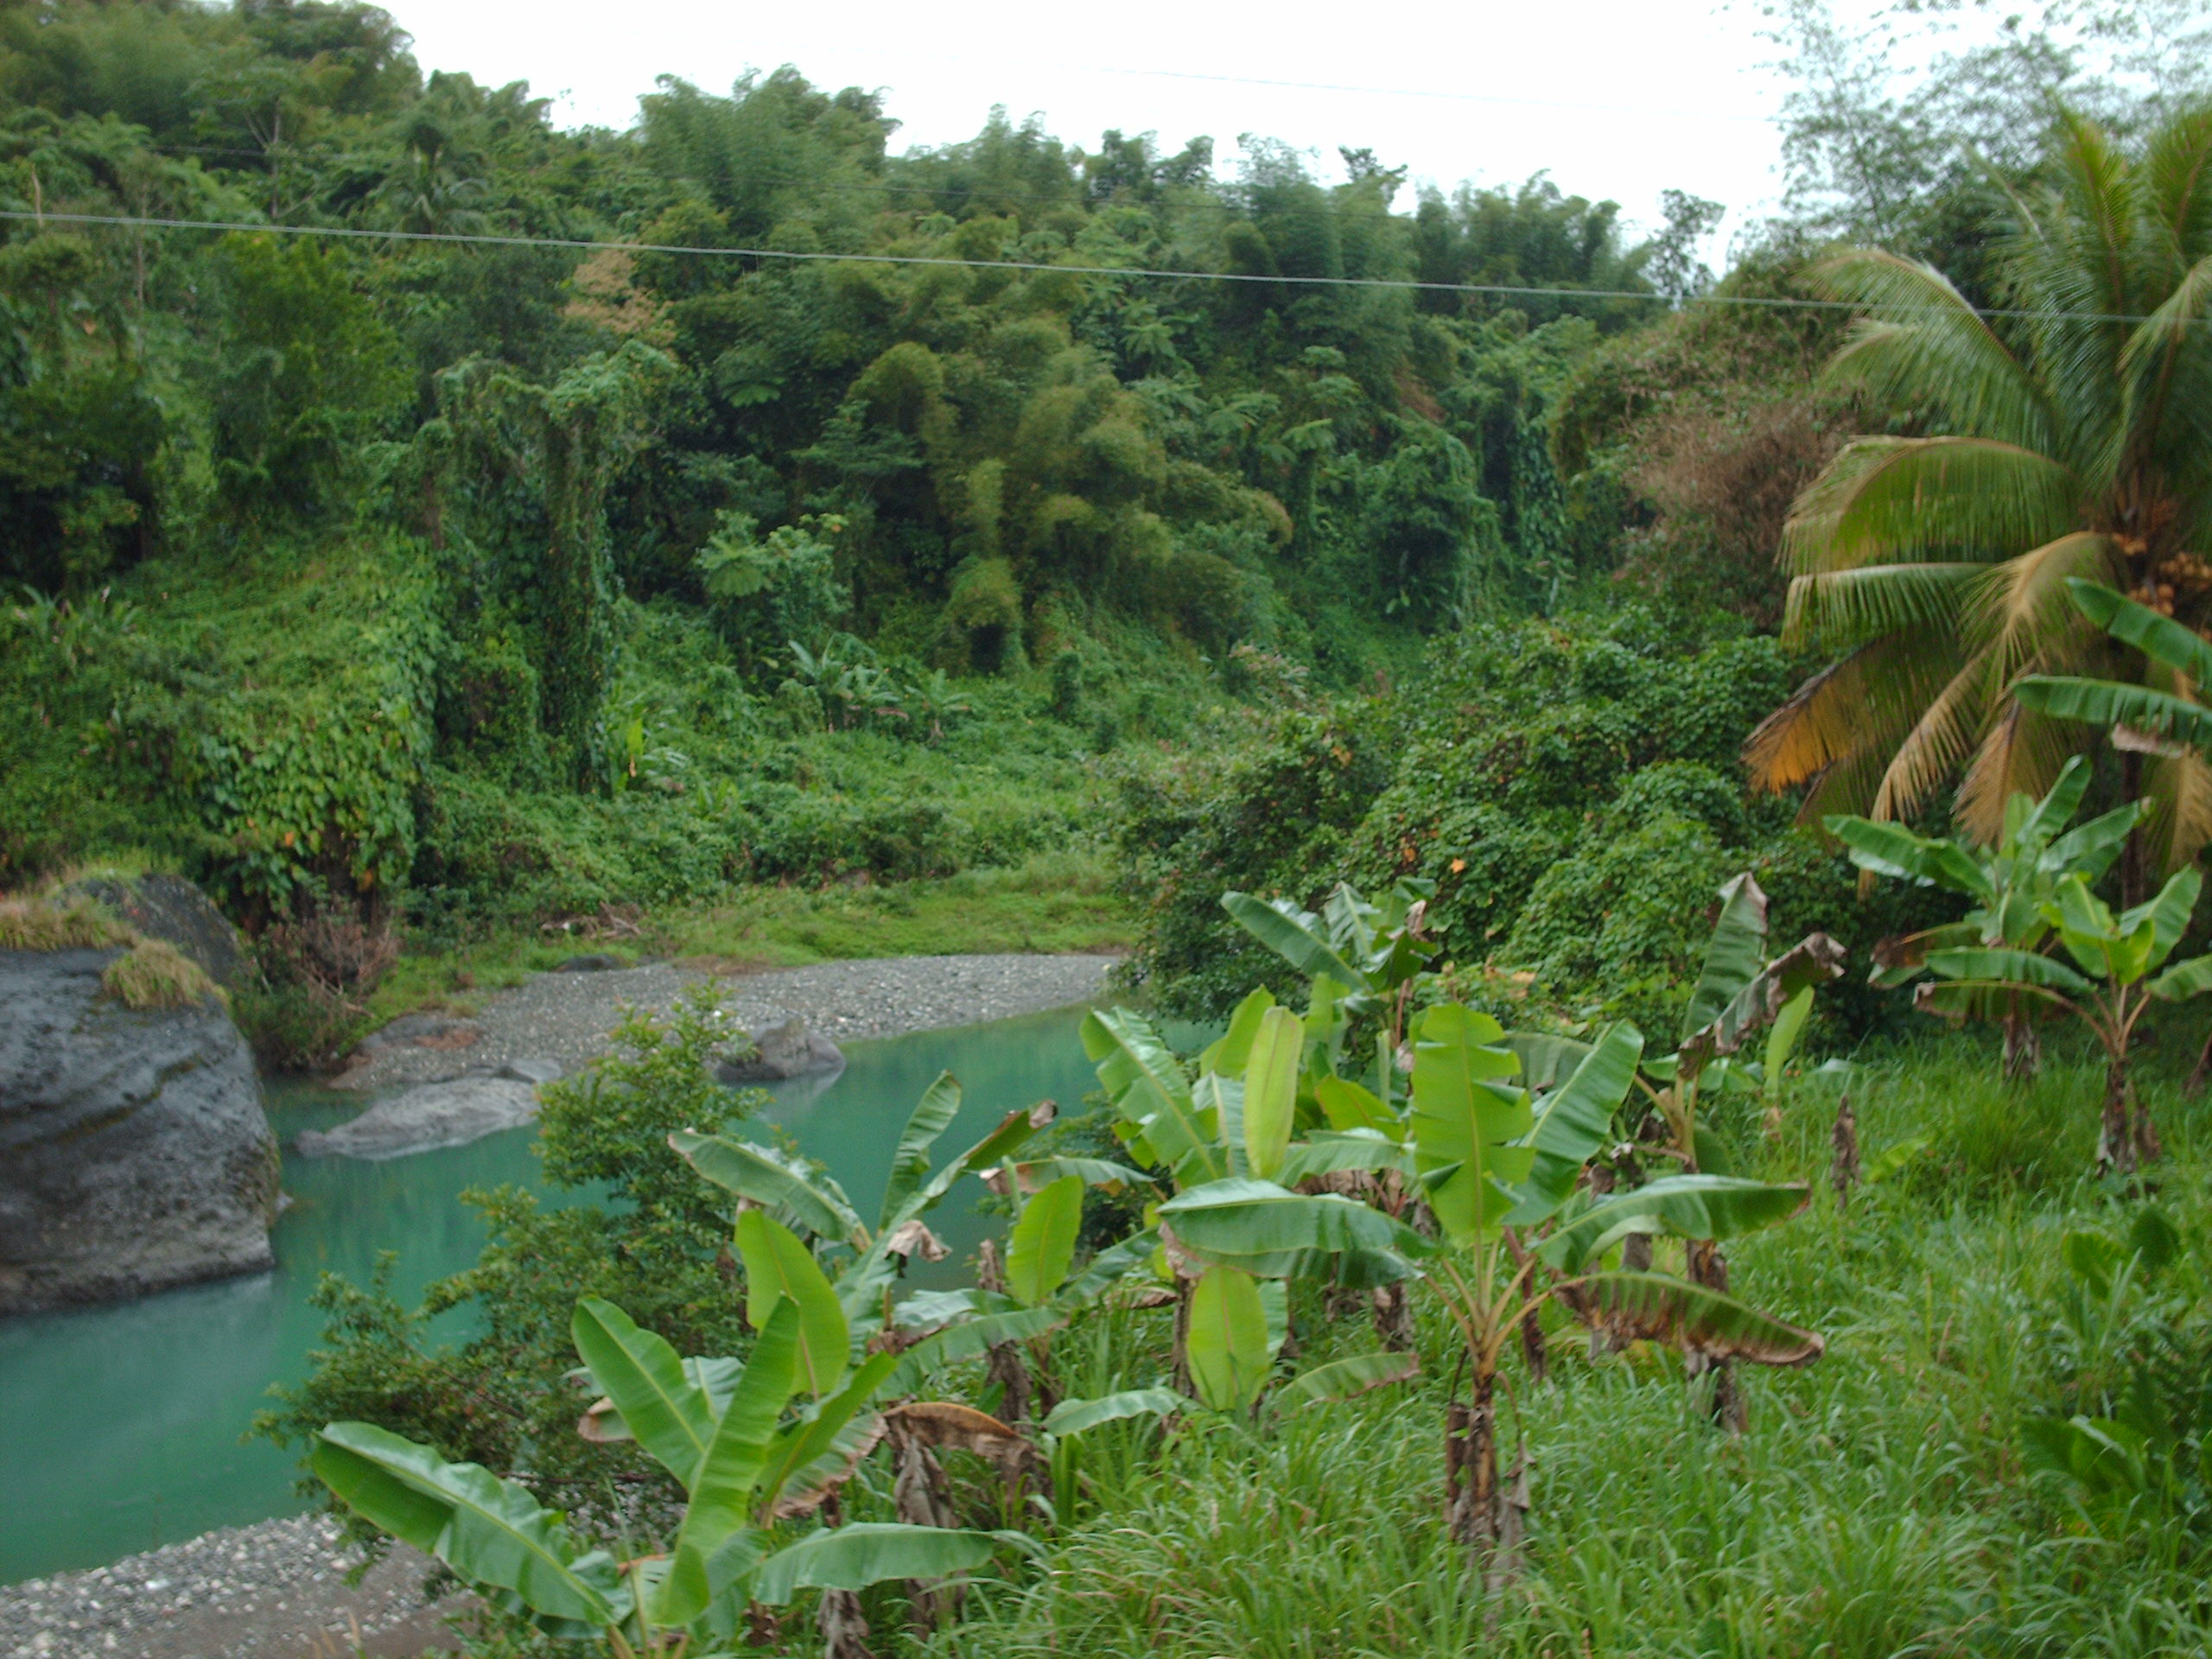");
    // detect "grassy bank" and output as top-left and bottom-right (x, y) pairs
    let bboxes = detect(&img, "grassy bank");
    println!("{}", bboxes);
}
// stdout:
(906, 1038), (2212, 1659)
